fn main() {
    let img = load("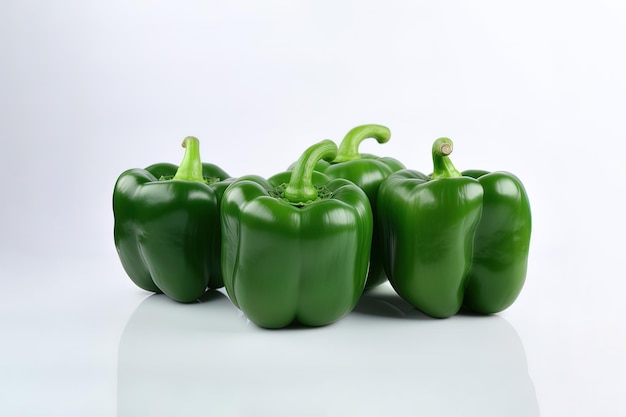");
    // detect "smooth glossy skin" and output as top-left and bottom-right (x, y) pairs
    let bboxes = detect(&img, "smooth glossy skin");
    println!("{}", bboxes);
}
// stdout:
(320, 157), (404, 289)
(462, 170), (532, 314)
(114, 169), (162, 293)
(113, 138), (231, 302)
(221, 143), (373, 329)
(378, 169), (484, 318)
(292, 125), (405, 289)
